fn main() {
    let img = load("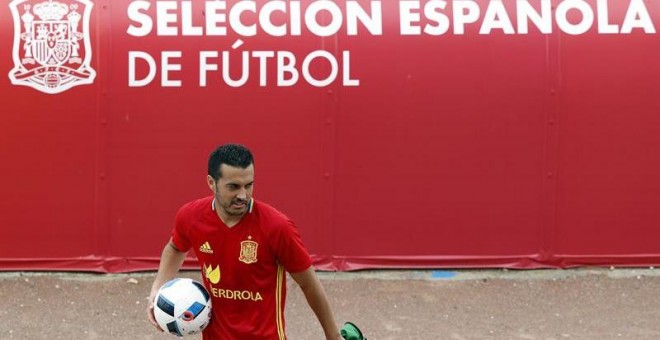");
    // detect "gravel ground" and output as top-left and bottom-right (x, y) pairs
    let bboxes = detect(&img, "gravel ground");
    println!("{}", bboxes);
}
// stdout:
(1, 269), (660, 340)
